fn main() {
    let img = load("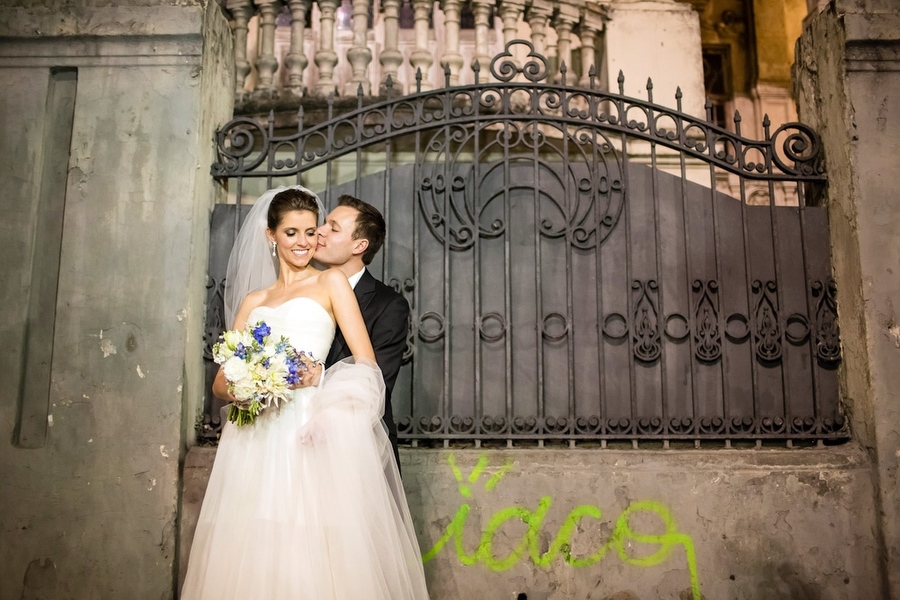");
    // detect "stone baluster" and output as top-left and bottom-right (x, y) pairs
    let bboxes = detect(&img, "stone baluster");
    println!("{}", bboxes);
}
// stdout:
(577, 7), (605, 88)
(380, 0), (403, 93)
(497, 0), (526, 48)
(283, 0), (311, 95)
(471, 0), (495, 77)
(440, 0), (465, 86)
(526, 0), (554, 58)
(254, 0), (282, 94)
(409, 0), (434, 91)
(225, 0), (254, 98)
(314, 0), (340, 96)
(552, 3), (580, 83)
(346, 0), (373, 95)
